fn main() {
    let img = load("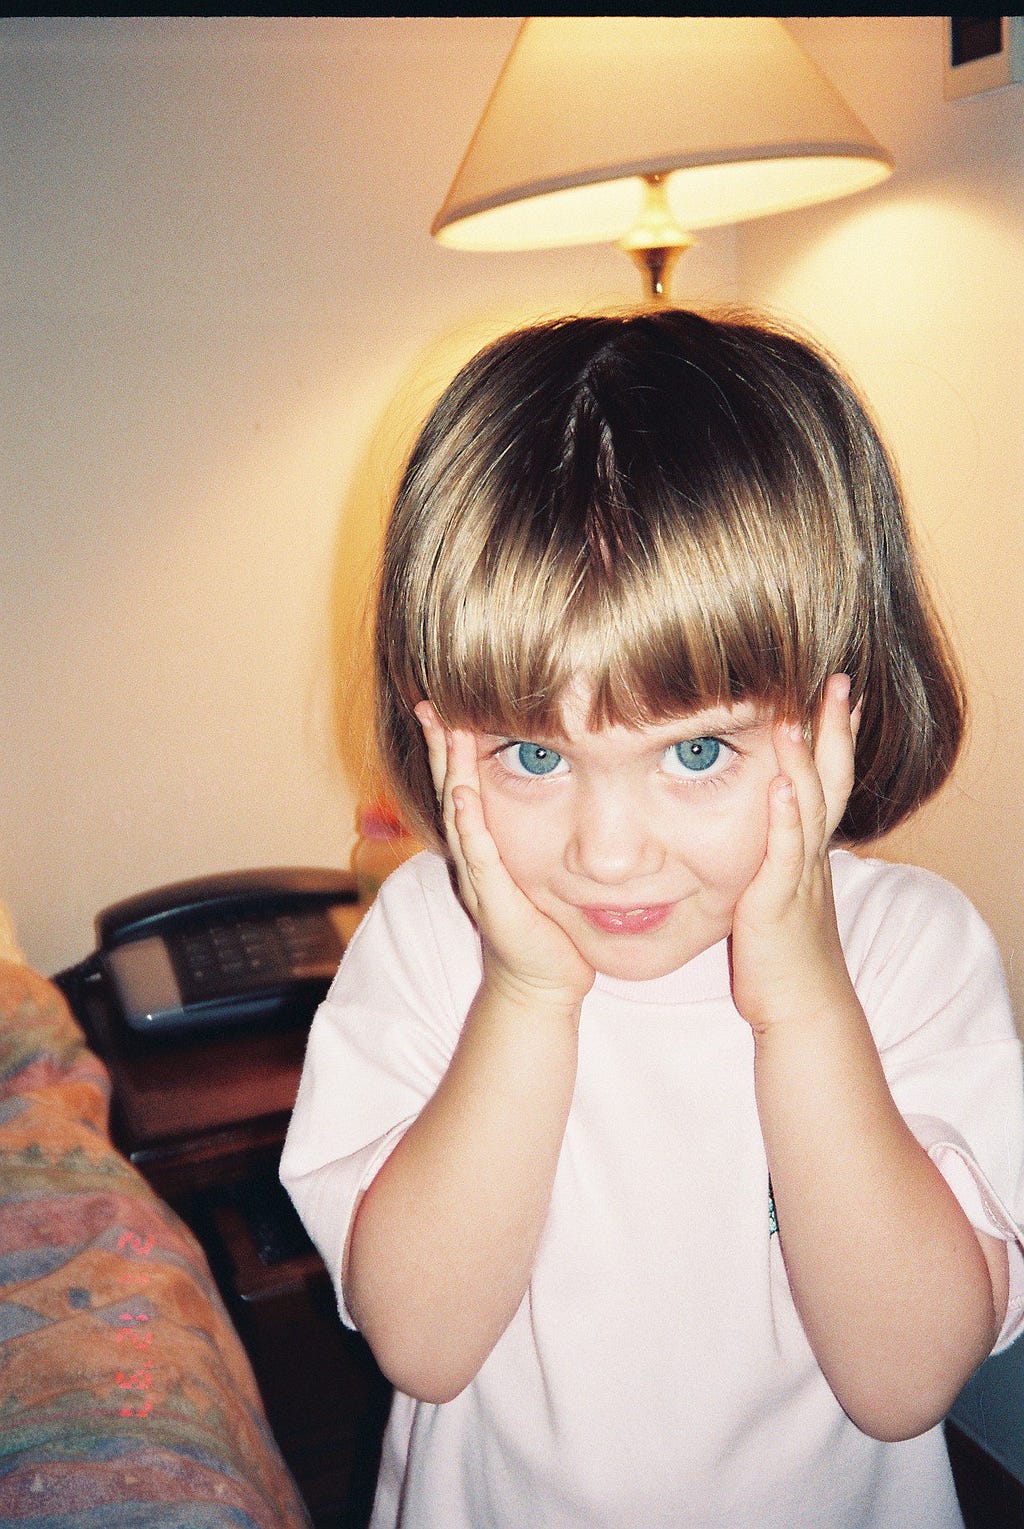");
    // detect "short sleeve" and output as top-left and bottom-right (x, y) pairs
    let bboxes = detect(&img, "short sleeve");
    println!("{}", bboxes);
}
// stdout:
(279, 853), (480, 1327)
(836, 854), (1024, 1351)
